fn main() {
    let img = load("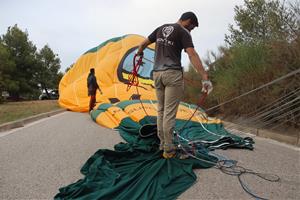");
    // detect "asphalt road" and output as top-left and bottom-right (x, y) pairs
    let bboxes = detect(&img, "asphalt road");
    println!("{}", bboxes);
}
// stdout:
(0, 111), (299, 200)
